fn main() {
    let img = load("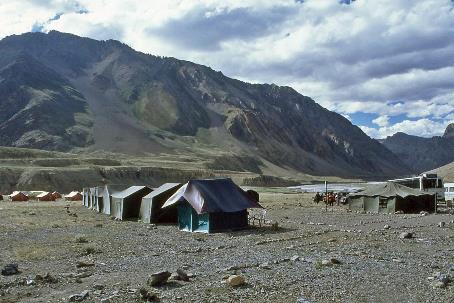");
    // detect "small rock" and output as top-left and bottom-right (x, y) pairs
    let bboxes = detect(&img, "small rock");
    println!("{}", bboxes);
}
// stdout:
(75, 235), (88, 243)
(259, 263), (271, 270)
(35, 272), (58, 283)
(176, 268), (189, 282)
(383, 225), (390, 229)
(147, 271), (171, 286)
(392, 258), (404, 263)
(76, 260), (95, 268)
(321, 260), (332, 266)
(100, 296), (117, 303)
(93, 284), (104, 290)
(438, 222), (446, 228)
(399, 232), (413, 239)
(187, 273), (196, 279)
(74, 271), (93, 279)
(1, 263), (20, 276)
(431, 281), (447, 289)
(19, 277), (35, 286)
(69, 290), (89, 302)
(28, 212), (36, 216)
(291, 255), (300, 262)
(226, 275), (245, 287)
(139, 287), (158, 301)
(169, 273), (181, 281)
(329, 258), (342, 265)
